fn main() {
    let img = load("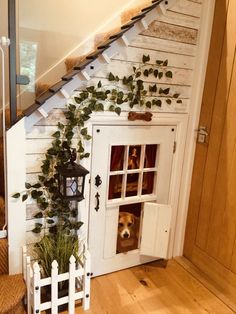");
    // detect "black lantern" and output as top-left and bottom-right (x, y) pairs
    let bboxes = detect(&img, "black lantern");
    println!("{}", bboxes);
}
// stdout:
(57, 149), (89, 202)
